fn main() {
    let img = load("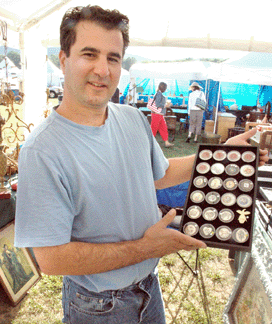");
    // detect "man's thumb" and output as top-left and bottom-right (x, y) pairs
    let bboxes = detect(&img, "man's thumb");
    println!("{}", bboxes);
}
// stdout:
(161, 208), (177, 225)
